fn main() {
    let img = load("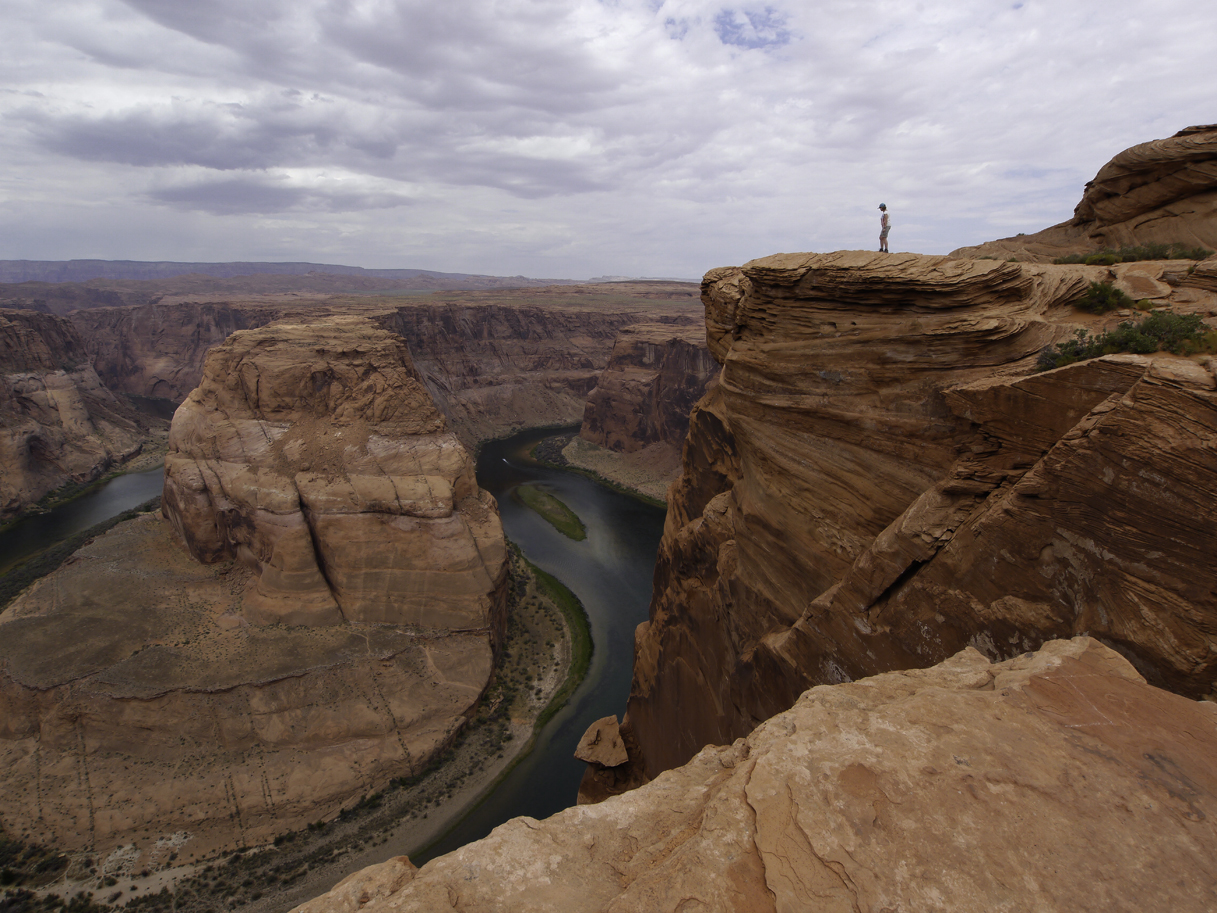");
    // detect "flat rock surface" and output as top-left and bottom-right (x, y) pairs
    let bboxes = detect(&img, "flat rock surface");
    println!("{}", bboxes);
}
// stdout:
(295, 638), (1217, 913)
